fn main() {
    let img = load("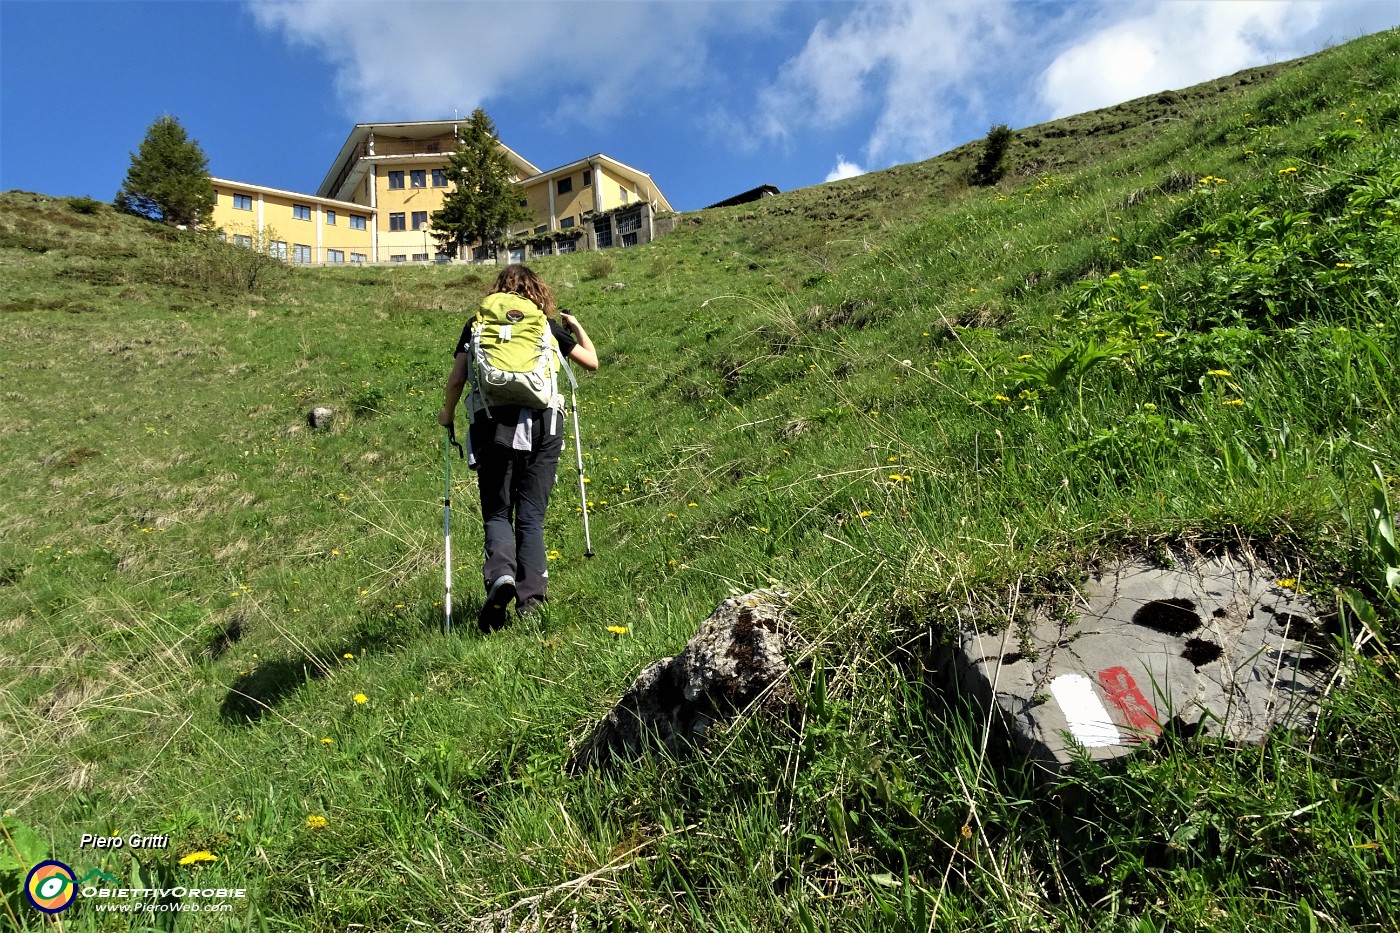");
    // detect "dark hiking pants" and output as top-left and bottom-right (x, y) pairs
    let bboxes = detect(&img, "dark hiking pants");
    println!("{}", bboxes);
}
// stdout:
(470, 408), (563, 607)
